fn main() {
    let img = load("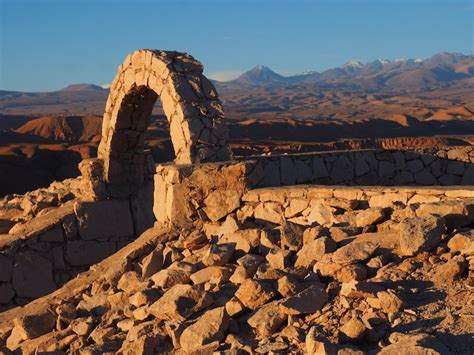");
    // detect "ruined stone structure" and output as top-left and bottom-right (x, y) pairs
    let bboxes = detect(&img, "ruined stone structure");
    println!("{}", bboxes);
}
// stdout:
(1, 50), (473, 354)
(96, 49), (233, 198)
